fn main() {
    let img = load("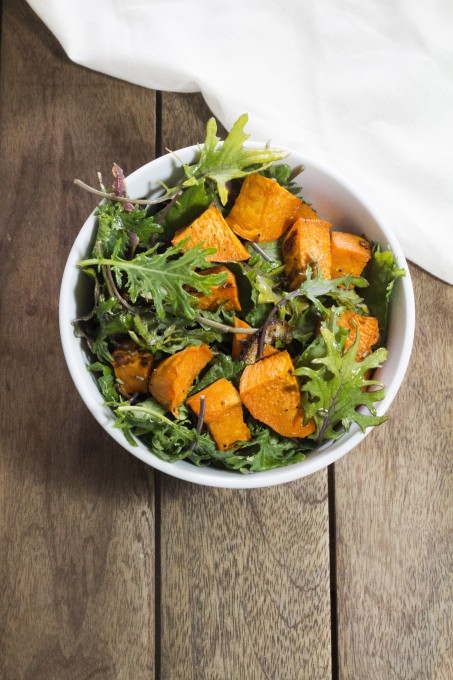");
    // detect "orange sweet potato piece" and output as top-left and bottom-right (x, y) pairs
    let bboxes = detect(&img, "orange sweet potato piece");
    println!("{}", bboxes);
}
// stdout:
(338, 311), (379, 360)
(186, 378), (251, 451)
(226, 173), (302, 242)
(149, 344), (213, 416)
(330, 231), (371, 278)
(231, 317), (277, 361)
(239, 350), (315, 438)
(171, 204), (250, 262)
(294, 200), (318, 220)
(112, 345), (154, 396)
(232, 317), (253, 359)
(193, 266), (241, 312)
(282, 217), (332, 288)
